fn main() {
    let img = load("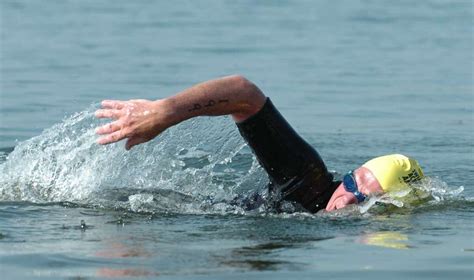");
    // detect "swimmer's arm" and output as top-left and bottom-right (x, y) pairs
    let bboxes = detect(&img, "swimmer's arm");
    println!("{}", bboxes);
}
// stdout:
(95, 75), (266, 150)
(165, 75), (266, 123)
